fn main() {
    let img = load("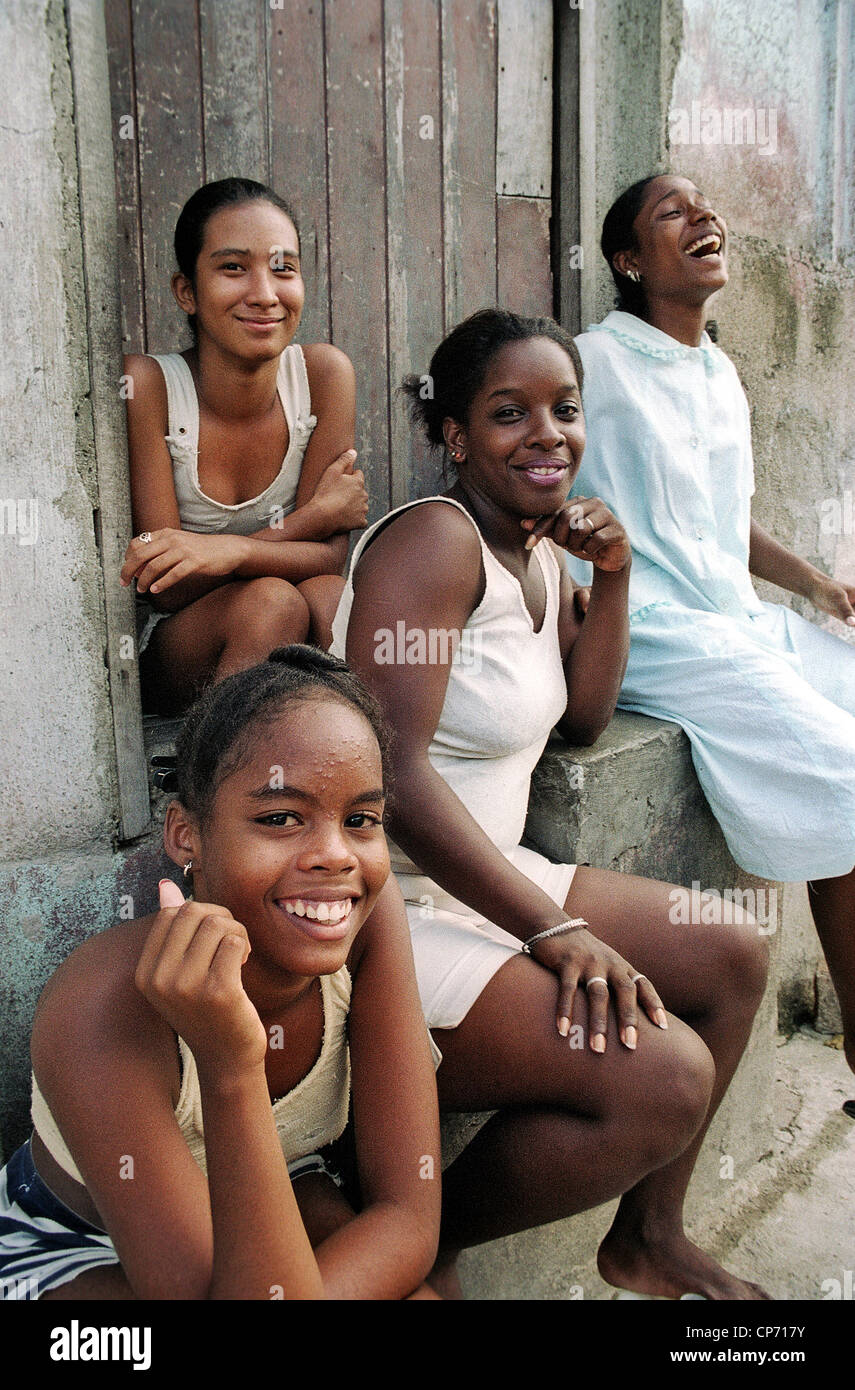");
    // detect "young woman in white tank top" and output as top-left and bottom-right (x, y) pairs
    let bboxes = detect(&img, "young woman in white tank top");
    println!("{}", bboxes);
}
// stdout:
(120, 178), (368, 714)
(333, 308), (771, 1301)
